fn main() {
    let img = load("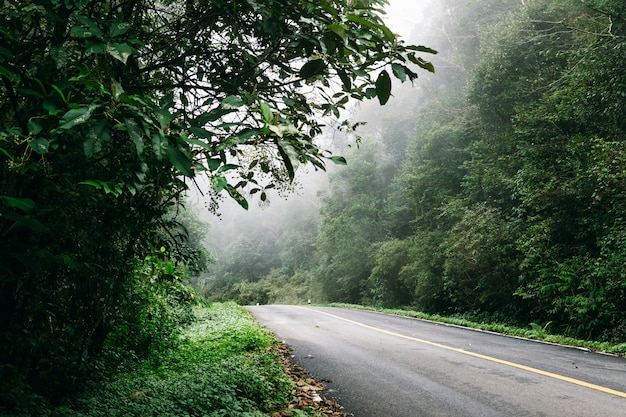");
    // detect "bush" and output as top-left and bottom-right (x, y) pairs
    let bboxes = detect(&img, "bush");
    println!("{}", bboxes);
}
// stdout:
(2, 303), (294, 417)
